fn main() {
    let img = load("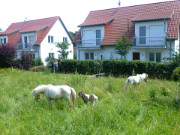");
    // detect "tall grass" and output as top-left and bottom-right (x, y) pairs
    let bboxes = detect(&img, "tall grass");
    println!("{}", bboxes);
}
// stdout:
(0, 71), (179, 135)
